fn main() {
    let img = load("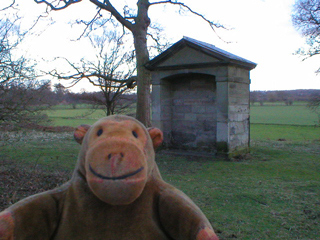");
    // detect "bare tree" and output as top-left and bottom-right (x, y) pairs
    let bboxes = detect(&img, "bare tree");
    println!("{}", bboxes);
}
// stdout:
(33, 0), (223, 126)
(0, 18), (52, 126)
(77, 90), (136, 116)
(49, 30), (137, 116)
(292, 0), (320, 114)
(292, 0), (320, 71)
